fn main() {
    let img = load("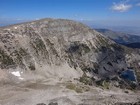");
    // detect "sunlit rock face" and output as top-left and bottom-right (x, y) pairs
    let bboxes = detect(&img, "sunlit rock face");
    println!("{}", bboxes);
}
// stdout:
(0, 18), (140, 87)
